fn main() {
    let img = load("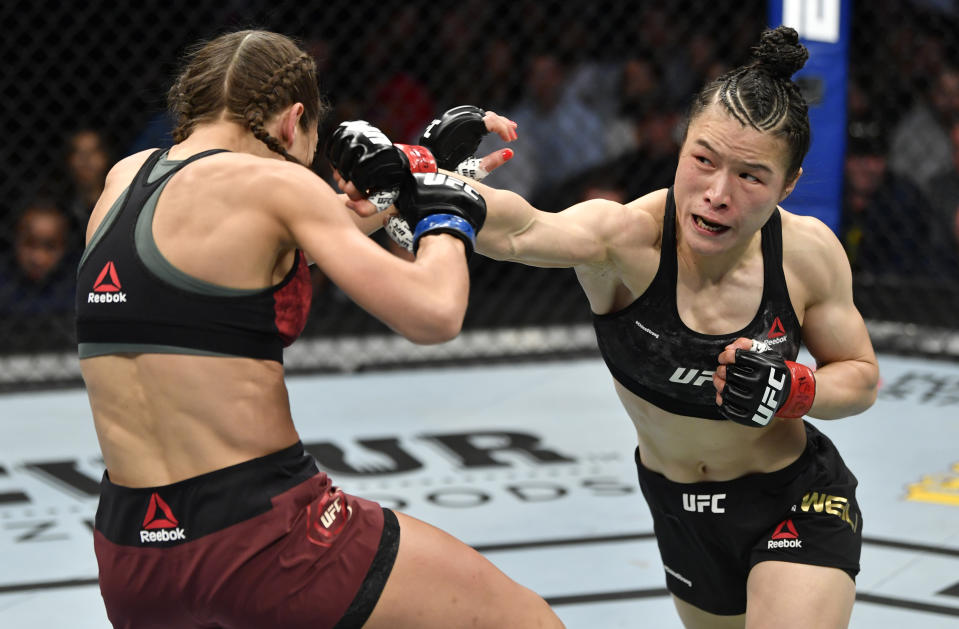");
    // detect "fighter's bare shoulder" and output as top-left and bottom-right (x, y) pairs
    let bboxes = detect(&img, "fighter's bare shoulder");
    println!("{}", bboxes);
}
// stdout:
(559, 188), (663, 265)
(103, 149), (157, 188)
(621, 187), (667, 245)
(779, 207), (852, 301)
